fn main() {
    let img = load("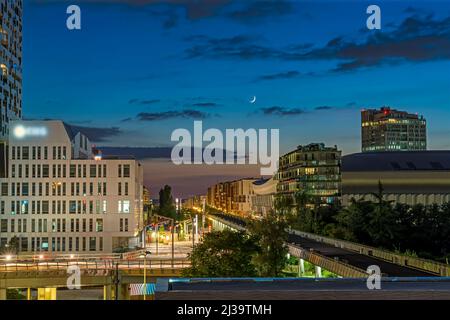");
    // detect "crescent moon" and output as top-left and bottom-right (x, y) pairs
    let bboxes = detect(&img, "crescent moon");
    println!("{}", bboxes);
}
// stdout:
(250, 96), (256, 104)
